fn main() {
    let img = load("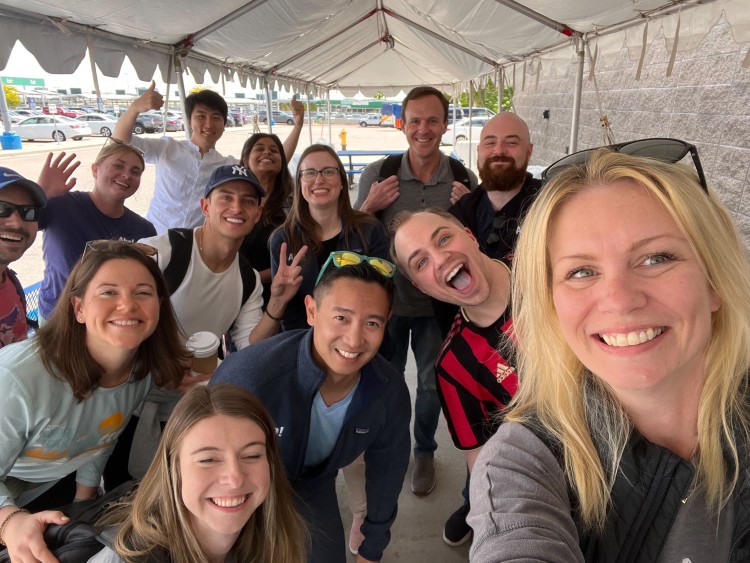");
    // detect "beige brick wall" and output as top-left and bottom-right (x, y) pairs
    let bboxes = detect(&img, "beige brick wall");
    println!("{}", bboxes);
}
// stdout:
(513, 17), (750, 244)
